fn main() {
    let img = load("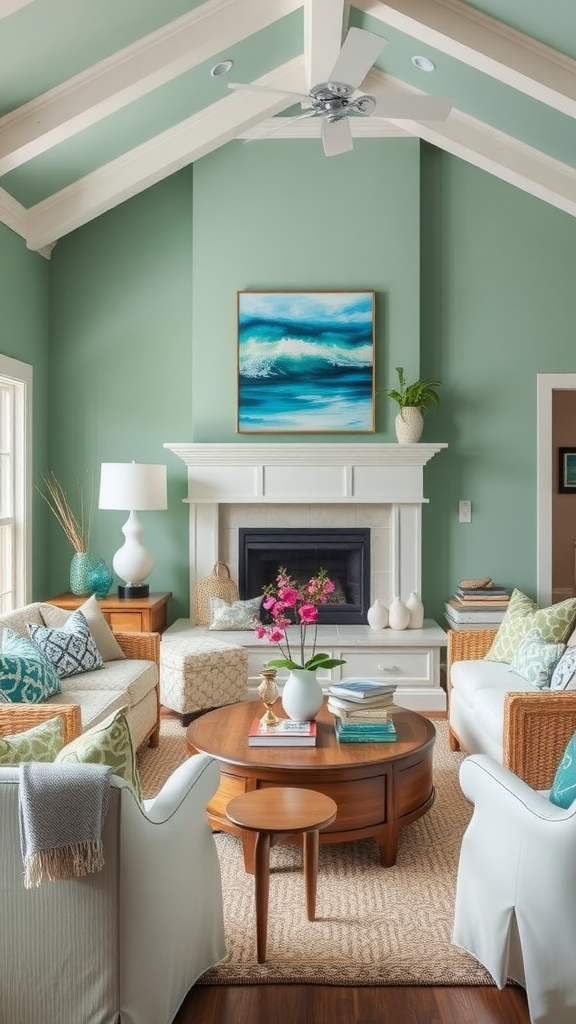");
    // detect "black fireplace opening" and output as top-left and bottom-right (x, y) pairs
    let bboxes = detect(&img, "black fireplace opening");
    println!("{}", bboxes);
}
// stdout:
(238, 527), (370, 625)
